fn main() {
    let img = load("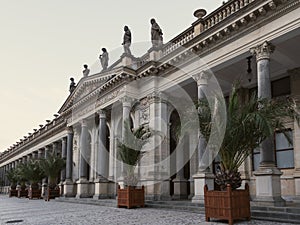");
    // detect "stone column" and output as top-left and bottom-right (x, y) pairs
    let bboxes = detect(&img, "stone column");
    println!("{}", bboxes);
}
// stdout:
(121, 96), (132, 139)
(192, 71), (215, 203)
(44, 145), (51, 158)
(288, 68), (300, 201)
(27, 154), (32, 161)
(4, 165), (9, 186)
(173, 135), (188, 199)
(94, 110), (110, 199)
(38, 149), (44, 159)
(76, 119), (90, 198)
(148, 93), (171, 200)
(251, 41), (285, 206)
(59, 137), (67, 196)
(42, 145), (51, 197)
(31, 152), (37, 160)
(119, 96), (133, 183)
(0, 167), (3, 190)
(52, 142), (59, 154)
(64, 127), (75, 197)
